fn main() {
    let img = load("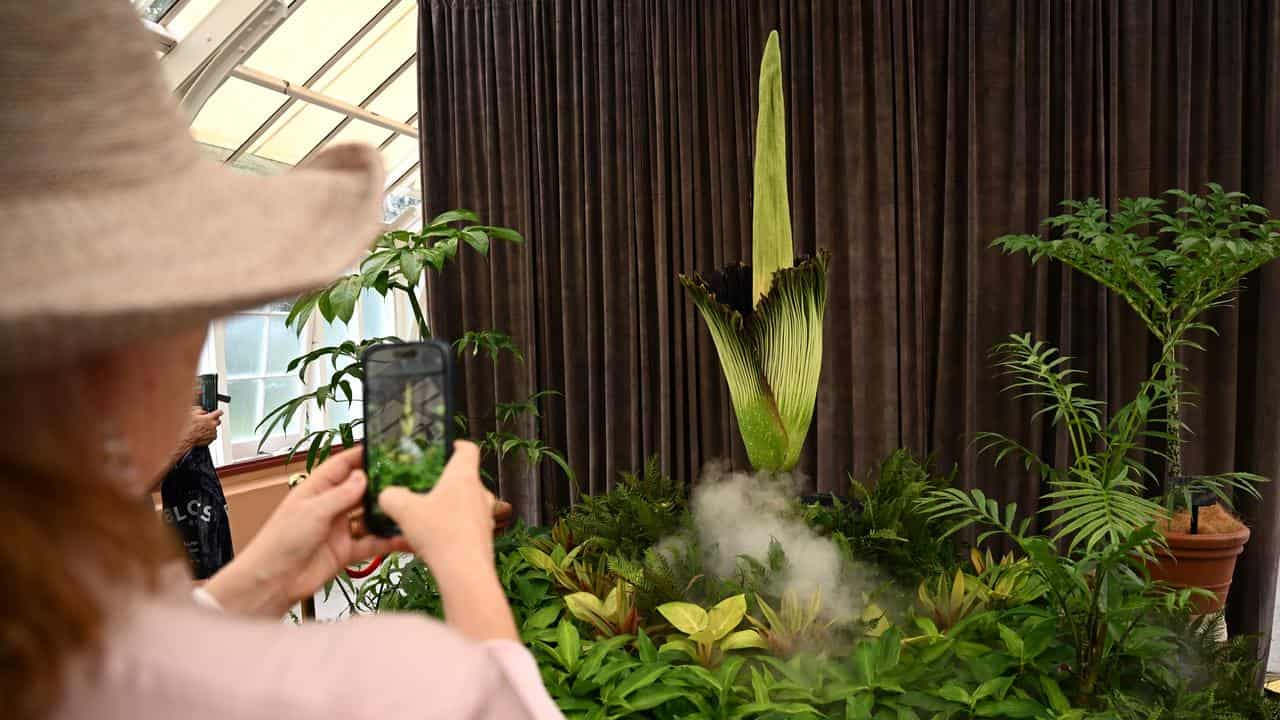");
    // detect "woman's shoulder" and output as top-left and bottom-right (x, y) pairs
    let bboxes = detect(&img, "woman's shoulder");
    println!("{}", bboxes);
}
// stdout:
(52, 595), (551, 720)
